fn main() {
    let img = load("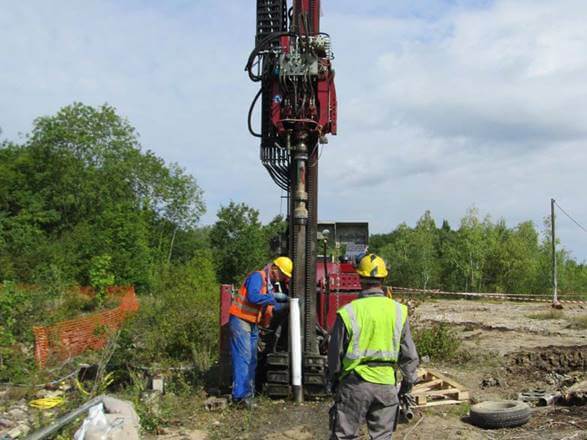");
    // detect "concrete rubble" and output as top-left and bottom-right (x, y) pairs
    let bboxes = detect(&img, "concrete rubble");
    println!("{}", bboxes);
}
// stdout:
(480, 376), (504, 389)
(0, 399), (34, 440)
(0, 391), (140, 440)
(204, 396), (228, 412)
(81, 396), (141, 440)
(565, 380), (587, 405)
(0, 386), (69, 439)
